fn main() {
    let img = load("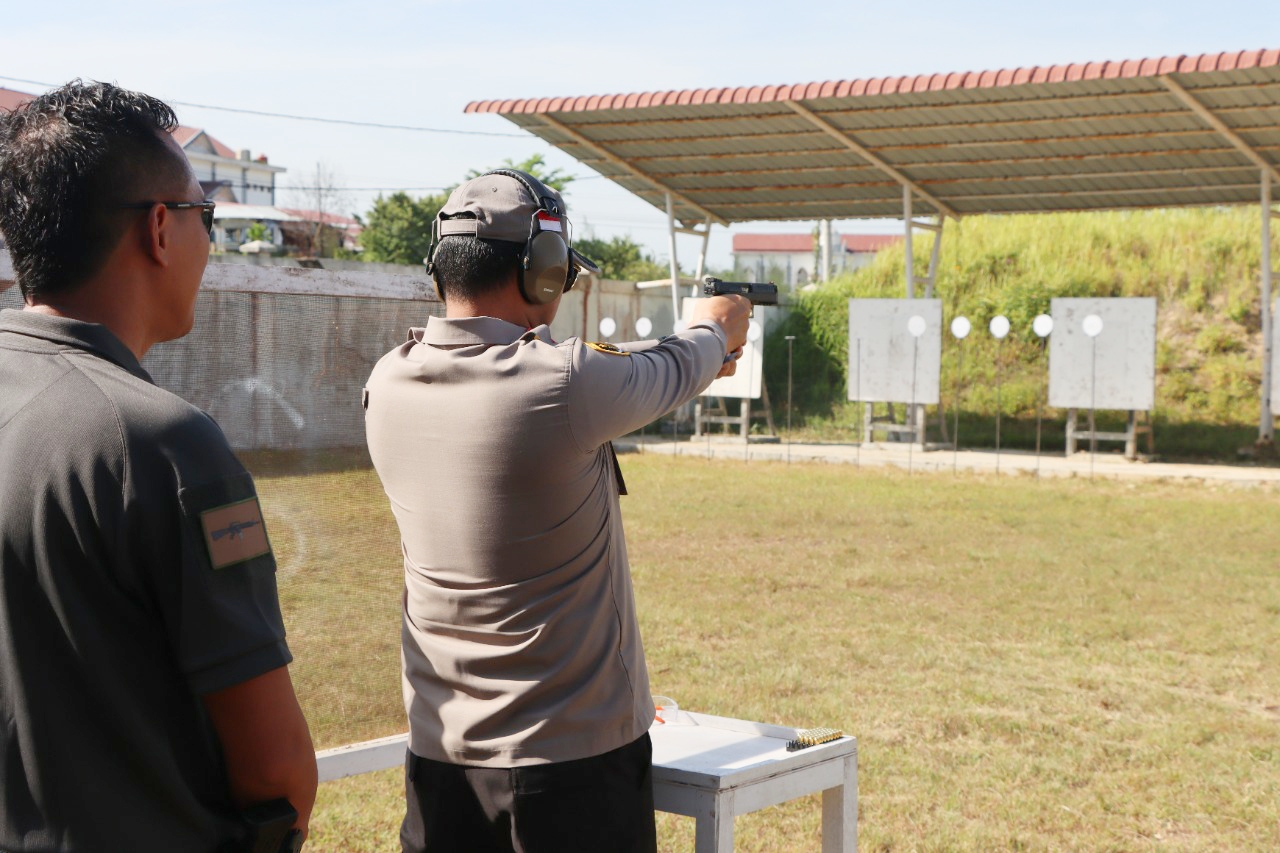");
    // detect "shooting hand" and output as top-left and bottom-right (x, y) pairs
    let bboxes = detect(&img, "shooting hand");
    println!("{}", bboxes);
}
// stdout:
(692, 294), (751, 354)
(716, 347), (743, 378)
